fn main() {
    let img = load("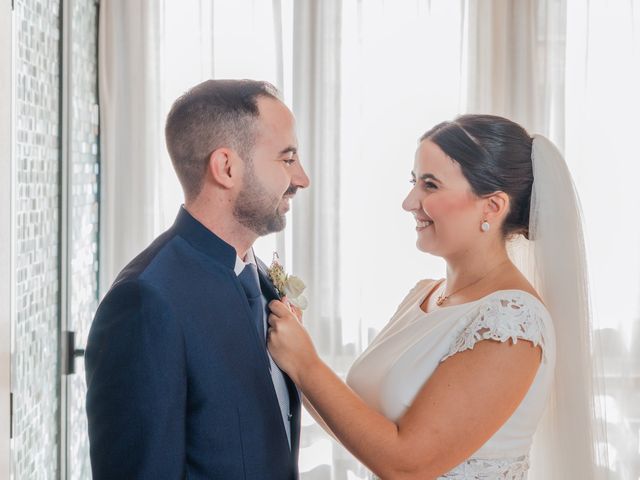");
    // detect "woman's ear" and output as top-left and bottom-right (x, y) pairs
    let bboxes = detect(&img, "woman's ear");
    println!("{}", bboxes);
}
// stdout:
(483, 191), (510, 222)
(208, 148), (236, 189)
